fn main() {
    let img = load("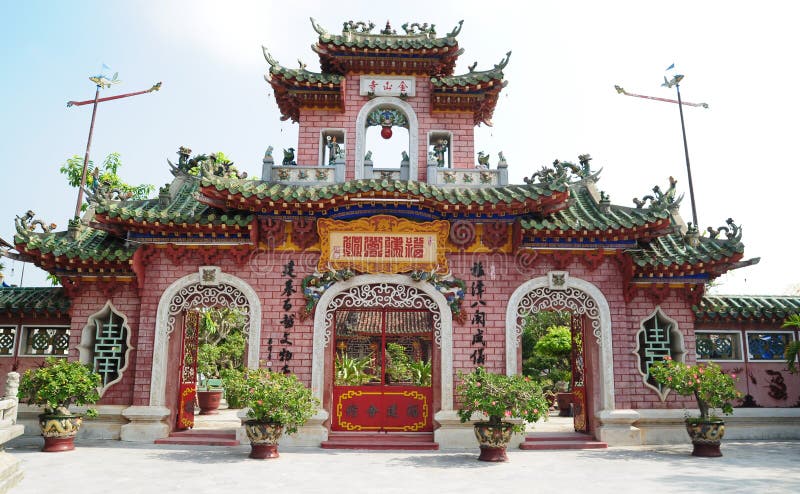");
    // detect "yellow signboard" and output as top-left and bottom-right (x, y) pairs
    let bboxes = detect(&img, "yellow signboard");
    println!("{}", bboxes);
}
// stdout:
(317, 216), (449, 274)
